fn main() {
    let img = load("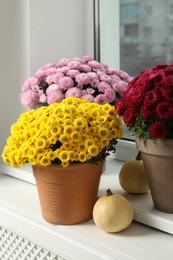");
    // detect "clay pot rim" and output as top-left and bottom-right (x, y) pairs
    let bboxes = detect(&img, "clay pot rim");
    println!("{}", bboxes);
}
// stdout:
(32, 161), (104, 170)
(136, 138), (173, 156)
